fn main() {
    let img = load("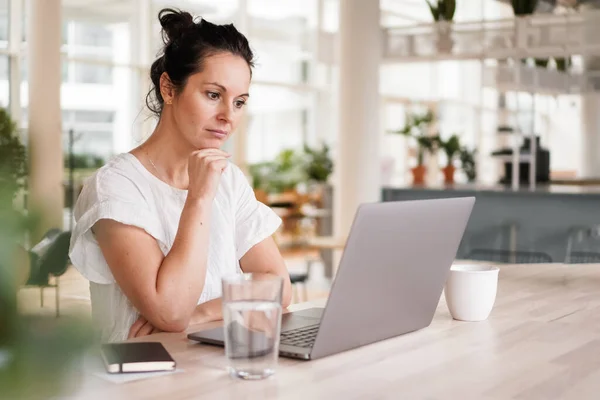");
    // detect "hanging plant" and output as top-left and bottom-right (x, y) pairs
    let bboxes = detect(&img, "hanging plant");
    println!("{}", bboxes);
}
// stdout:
(425, 0), (456, 21)
(511, 0), (538, 15)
